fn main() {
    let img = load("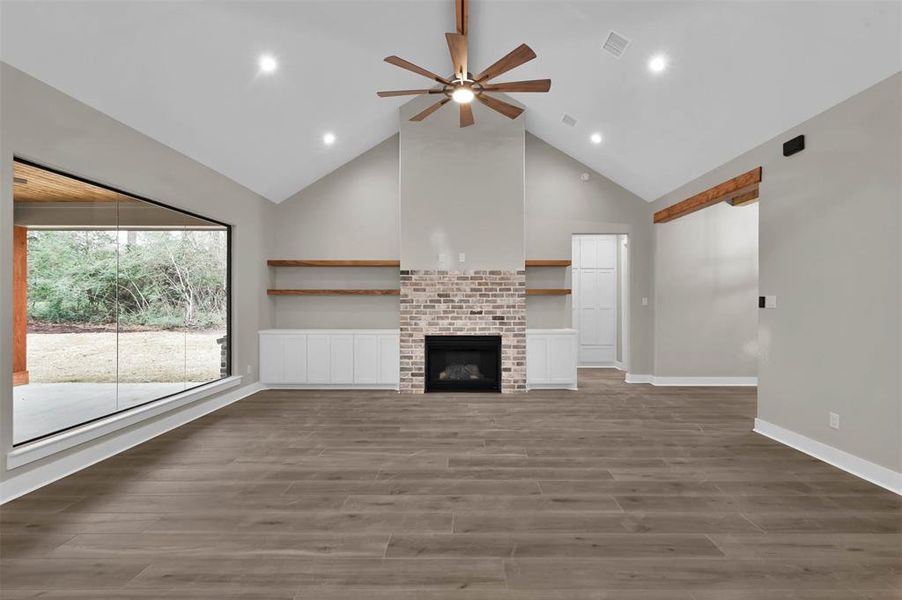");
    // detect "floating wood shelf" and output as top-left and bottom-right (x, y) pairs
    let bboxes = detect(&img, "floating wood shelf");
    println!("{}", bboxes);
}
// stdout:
(268, 259), (400, 268)
(526, 288), (571, 296)
(526, 259), (571, 267)
(268, 289), (400, 296)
